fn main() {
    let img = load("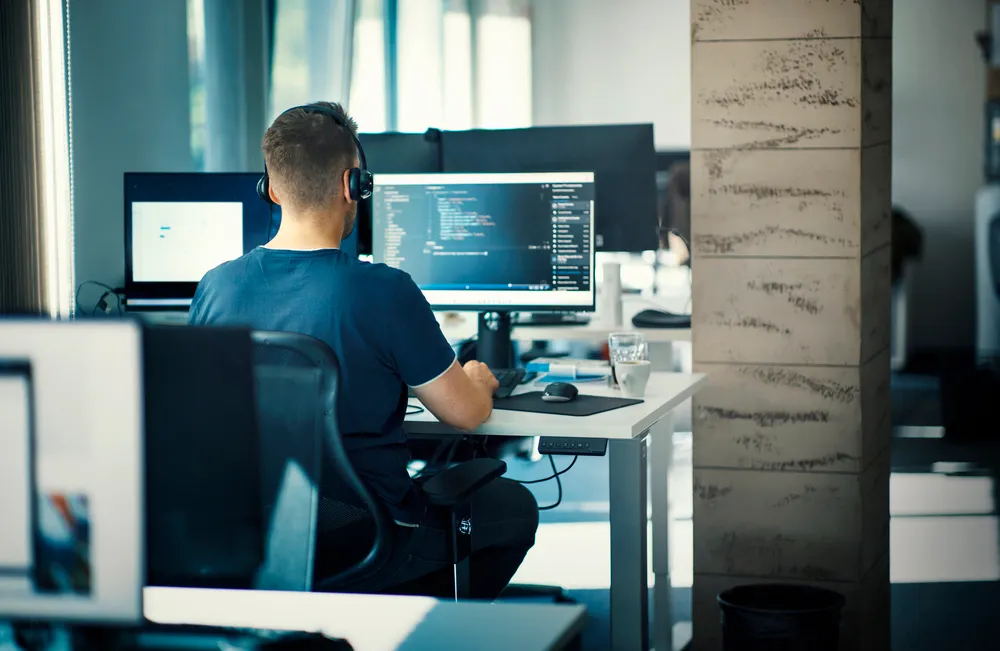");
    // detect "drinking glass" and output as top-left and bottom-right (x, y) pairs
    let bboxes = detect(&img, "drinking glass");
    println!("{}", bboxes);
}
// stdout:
(608, 332), (648, 387)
